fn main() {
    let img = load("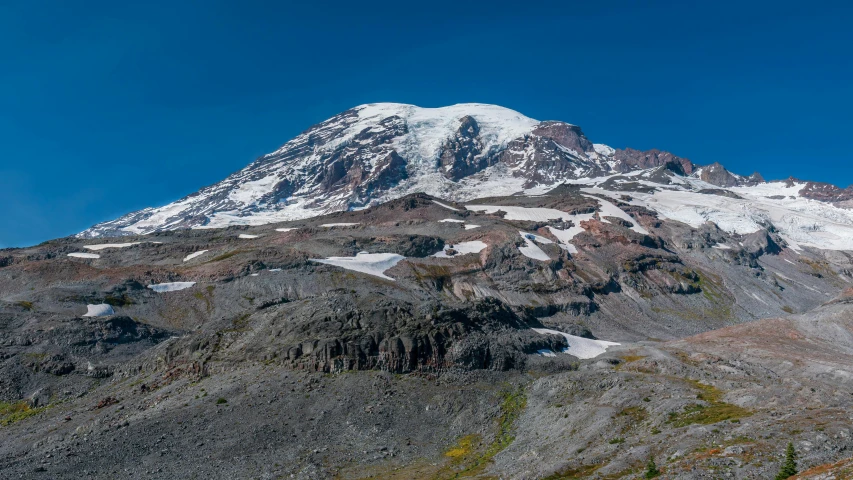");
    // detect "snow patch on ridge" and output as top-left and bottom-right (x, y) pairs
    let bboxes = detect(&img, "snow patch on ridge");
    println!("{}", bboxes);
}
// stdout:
(83, 304), (114, 317)
(433, 200), (460, 211)
(518, 233), (551, 261)
(582, 194), (649, 234)
(148, 282), (196, 292)
(83, 242), (141, 251)
(183, 250), (208, 262)
(311, 252), (405, 280)
(68, 253), (100, 259)
(532, 328), (620, 359)
(432, 241), (488, 258)
(320, 223), (360, 228)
